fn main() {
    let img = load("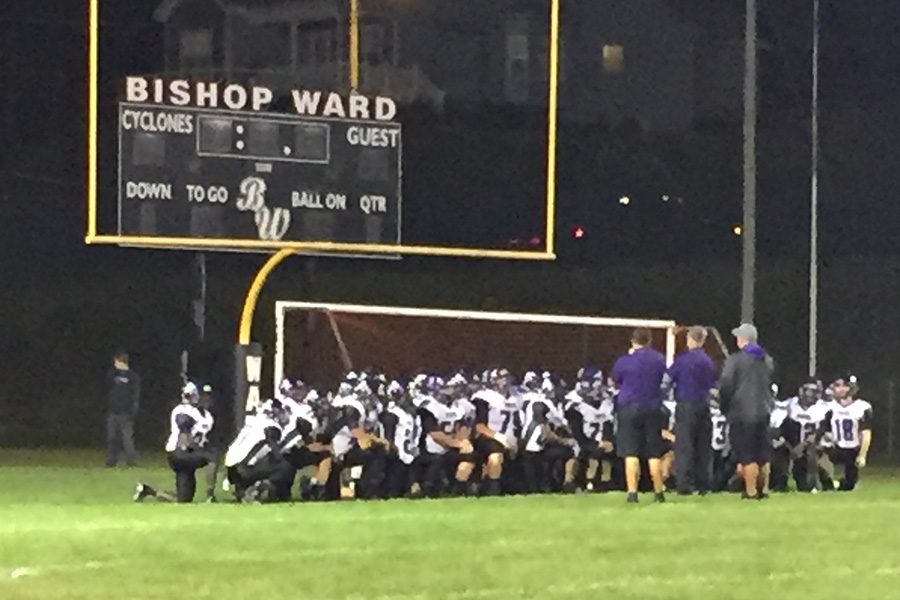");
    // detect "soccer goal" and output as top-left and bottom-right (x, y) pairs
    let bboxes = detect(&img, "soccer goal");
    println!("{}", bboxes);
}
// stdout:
(274, 302), (687, 392)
